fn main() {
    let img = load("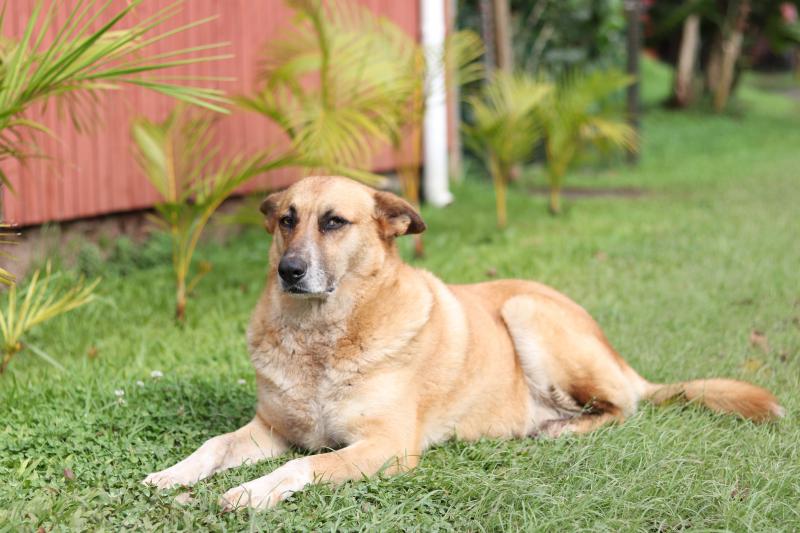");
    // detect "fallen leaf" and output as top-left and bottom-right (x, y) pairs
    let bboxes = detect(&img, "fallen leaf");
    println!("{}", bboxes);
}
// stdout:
(741, 358), (764, 373)
(63, 468), (75, 481)
(749, 330), (770, 353)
